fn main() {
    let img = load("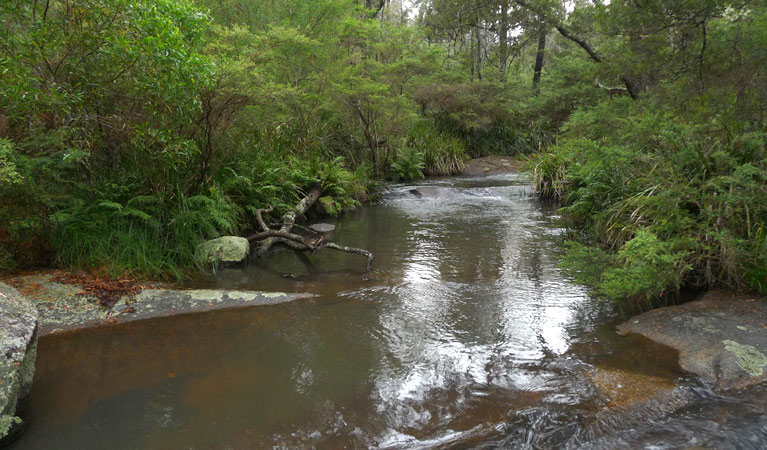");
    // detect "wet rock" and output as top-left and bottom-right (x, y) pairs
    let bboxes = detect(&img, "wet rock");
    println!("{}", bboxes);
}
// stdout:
(578, 385), (701, 446)
(407, 186), (442, 198)
(45, 288), (313, 335)
(589, 367), (676, 409)
(618, 291), (767, 390)
(308, 223), (336, 233)
(197, 236), (250, 267)
(0, 282), (38, 445)
(6, 274), (315, 336)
